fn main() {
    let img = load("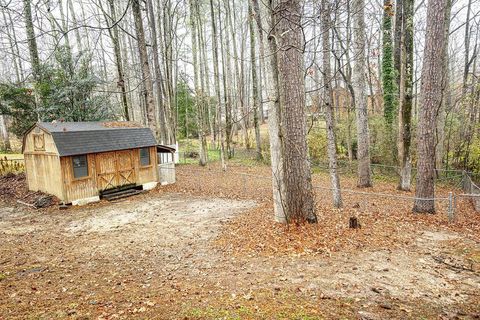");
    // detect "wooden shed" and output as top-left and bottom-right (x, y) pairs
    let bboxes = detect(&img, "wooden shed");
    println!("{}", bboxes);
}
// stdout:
(23, 121), (161, 205)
